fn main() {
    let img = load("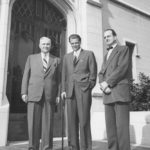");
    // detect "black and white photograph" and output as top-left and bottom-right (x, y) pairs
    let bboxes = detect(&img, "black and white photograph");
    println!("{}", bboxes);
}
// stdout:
(0, 0), (150, 150)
